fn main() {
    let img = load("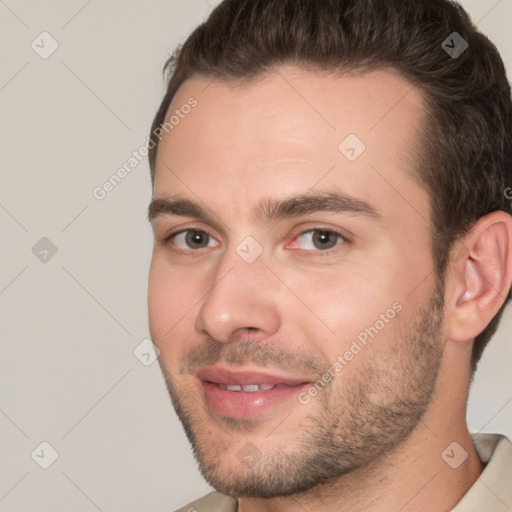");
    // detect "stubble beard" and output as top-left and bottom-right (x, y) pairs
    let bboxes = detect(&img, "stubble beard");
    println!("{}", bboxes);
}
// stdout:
(159, 283), (445, 498)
